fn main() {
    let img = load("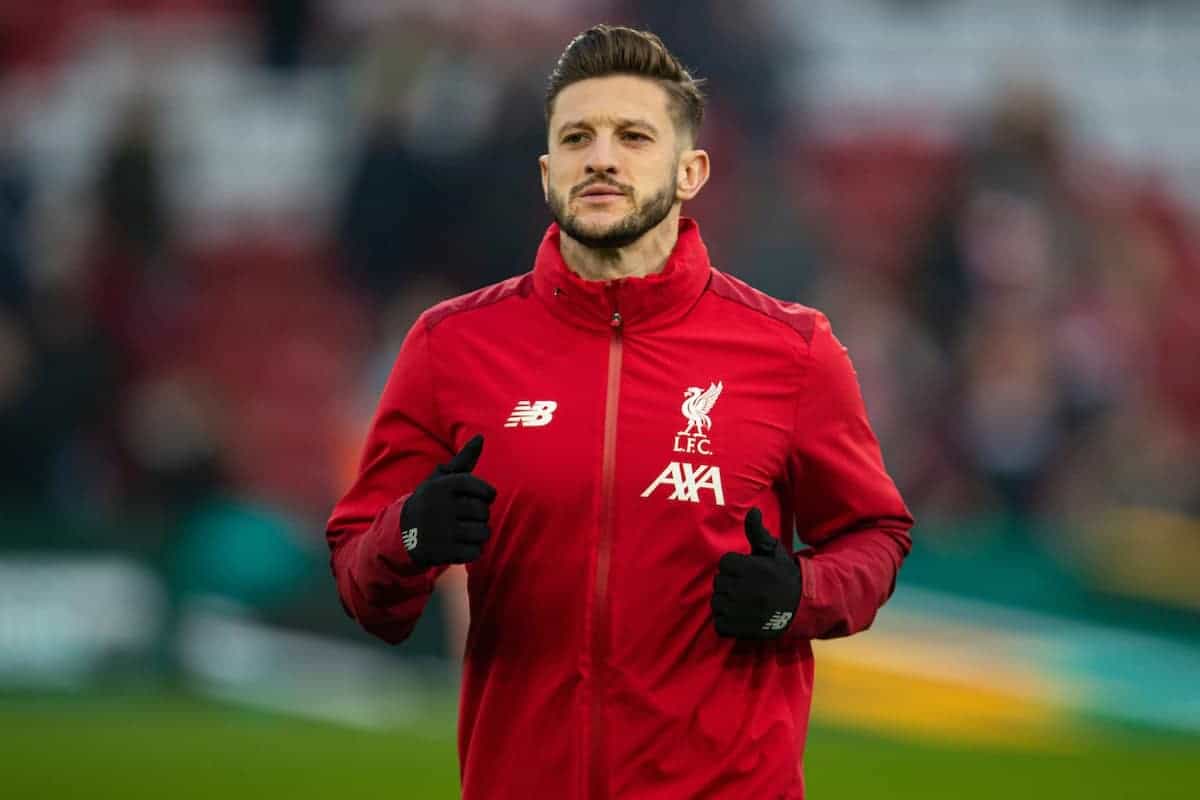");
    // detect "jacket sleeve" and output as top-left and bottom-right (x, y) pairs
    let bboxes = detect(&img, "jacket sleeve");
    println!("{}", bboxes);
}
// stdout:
(783, 313), (914, 641)
(326, 316), (452, 644)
